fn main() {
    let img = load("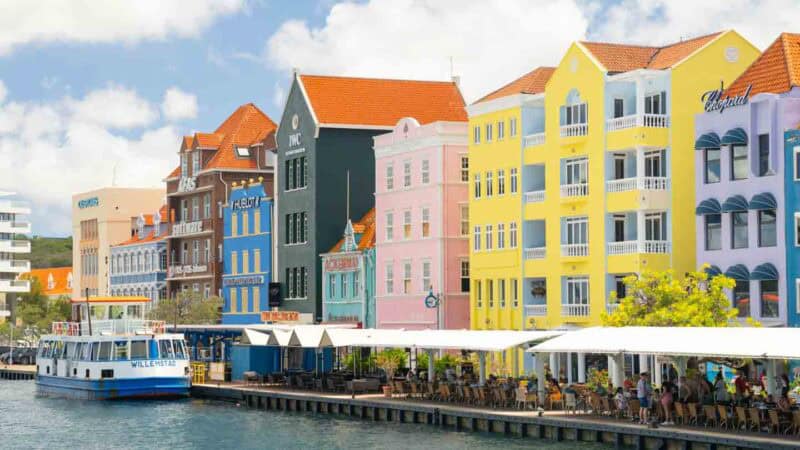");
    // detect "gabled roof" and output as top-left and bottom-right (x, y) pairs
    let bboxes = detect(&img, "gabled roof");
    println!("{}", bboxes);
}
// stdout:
(474, 67), (555, 104)
(725, 33), (800, 97)
(580, 32), (723, 73)
(298, 74), (466, 128)
(23, 267), (72, 297)
(194, 132), (224, 148)
(143, 205), (168, 226)
(327, 208), (376, 253)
